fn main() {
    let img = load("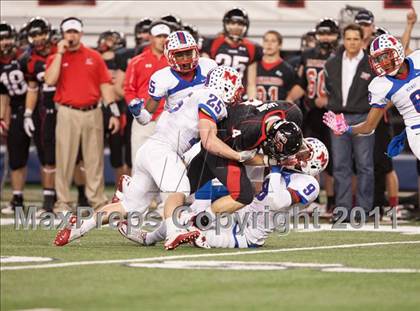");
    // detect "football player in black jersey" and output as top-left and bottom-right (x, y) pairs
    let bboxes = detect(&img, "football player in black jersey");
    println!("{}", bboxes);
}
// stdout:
(188, 100), (303, 214)
(286, 18), (340, 213)
(0, 21), (30, 214)
(97, 30), (131, 182)
(201, 7), (263, 98)
(256, 31), (298, 102)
